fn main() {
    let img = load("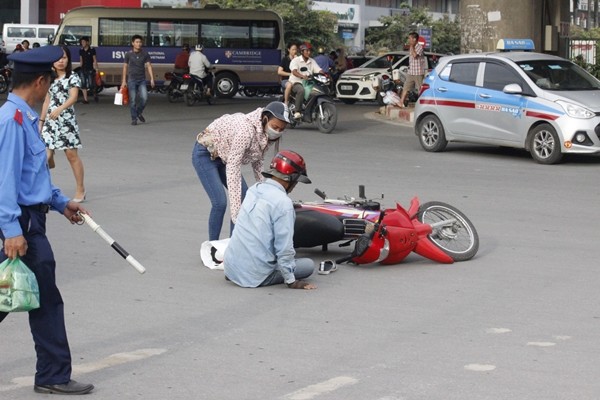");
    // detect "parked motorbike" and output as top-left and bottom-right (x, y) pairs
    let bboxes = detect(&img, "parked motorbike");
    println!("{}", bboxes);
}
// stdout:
(374, 67), (419, 107)
(287, 73), (337, 134)
(164, 71), (186, 103)
(294, 185), (479, 265)
(182, 66), (216, 106)
(0, 65), (12, 94)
